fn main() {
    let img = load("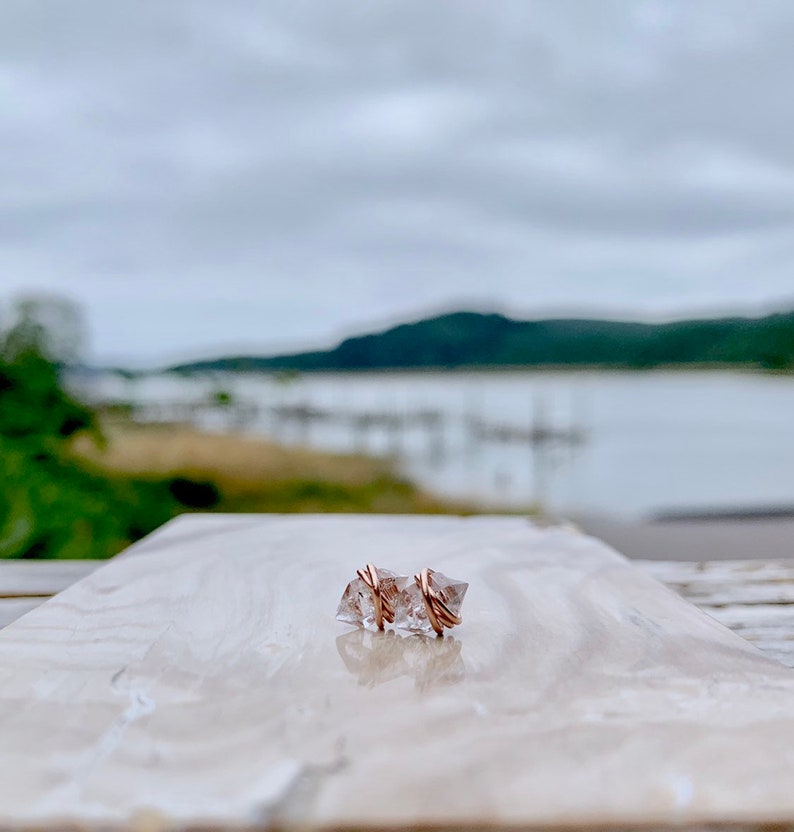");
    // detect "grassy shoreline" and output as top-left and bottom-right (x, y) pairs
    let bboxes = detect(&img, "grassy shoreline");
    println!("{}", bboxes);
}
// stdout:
(72, 422), (479, 517)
